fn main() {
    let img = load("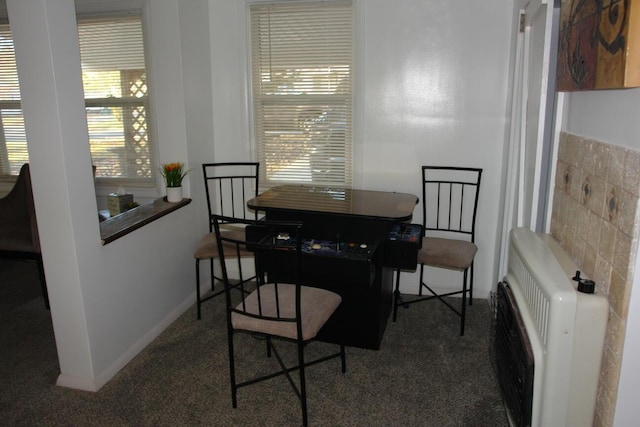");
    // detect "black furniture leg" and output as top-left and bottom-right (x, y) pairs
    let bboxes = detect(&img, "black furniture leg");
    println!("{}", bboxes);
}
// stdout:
(298, 341), (308, 427)
(469, 261), (474, 305)
(209, 258), (215, 292)
(37, 256), (49, 310)
(460, 269), (468, 336)
(393, 268), (400, 322)
(196, 258), (202, 320)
